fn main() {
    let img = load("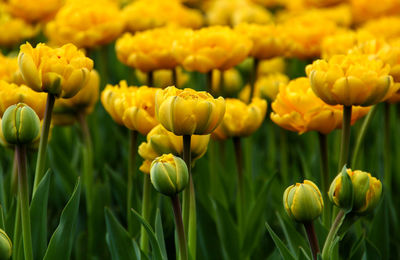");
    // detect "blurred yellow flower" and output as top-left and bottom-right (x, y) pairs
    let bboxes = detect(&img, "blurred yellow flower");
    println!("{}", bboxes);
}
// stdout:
(350, 0), (400, 24)
(0, 53), (18, 83)
(135, 68), (189, 89)
(139, 160), (152, 174)
(138, 124), (210, 163)
(116, 27), (191, 72)
(212, 97), (267, 140)
(6, 0), (63, 23)
(270, 77), (370, 134)
(101, 81), (133, 125)
(257, 57), (286, 76)
(173, 26), (252, 73)
(250, 0), (285, 8)
(52, 70), (100, 125)
(18, 42), (93, 98)
(122, 0), (203, 32)
(235, 23), (288, 60)
(0, 80), (46, 119)
(360, 16), (400, 41)
(211, 69), (243, 97)
(45, 0), (125, 48)
(306, 54), (396, 106)
(155, 86), (225, 135)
